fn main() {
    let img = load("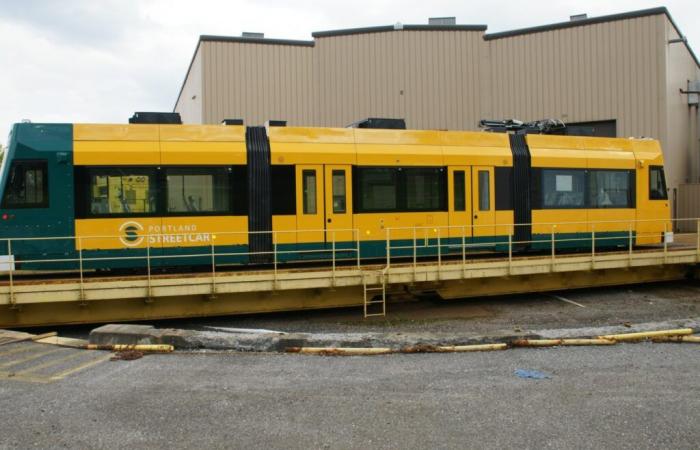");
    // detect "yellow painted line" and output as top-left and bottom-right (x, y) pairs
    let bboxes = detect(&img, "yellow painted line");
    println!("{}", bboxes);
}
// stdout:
(13, 351), (88, 376)
(0, 370), (53, 384)
(49, 354), (112, 381)
(0, 344), (38, 357)
(0, 347), (64, 369)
